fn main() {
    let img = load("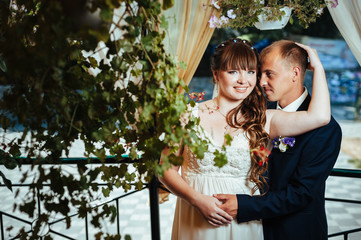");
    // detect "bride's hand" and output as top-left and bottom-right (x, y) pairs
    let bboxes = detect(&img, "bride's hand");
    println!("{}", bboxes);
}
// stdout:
(295, 42), (322, 71)
(214, 194), (238, 219)
(193, 194), (233, 227)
